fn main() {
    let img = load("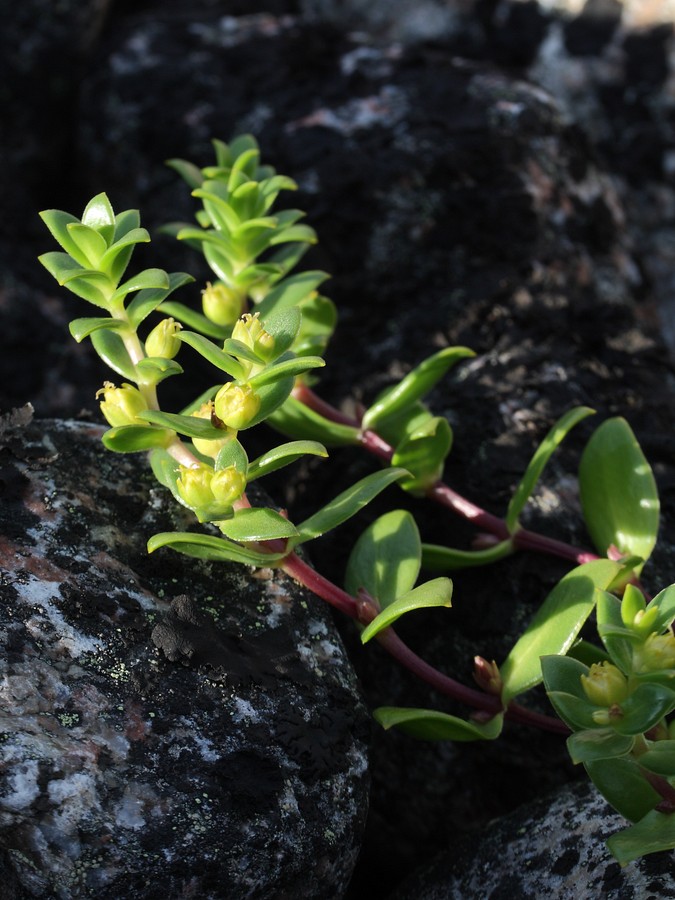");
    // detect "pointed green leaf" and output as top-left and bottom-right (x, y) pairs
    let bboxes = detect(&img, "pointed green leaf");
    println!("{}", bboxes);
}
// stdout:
(246, 440), (328, 481)
(597, 590), (636, 674)
(204, 242), (234, 281)
(266, 396), (360, 447)
(546, 690), (599, 731)
(61, 270), (113, 308)
(101, 425), (175, 452)
(374, 707), (504, 742)
(147, 531), (284, 566)
(579, 418), (660, 569)
(421, 539), (515, 571)
(166, 157), (204, 189)
(66, 223), (108, 267)
(111, 268), (170, 304)
(293, 294), (337, 358)
(268, 223), (317, 246)
(360, 577), (453, 643)
(506, 406), (595, 533)
(81, 193), (115, 242)
(391, 416), (453, 494)
(541, 653), (591, 699)
(613, 683), (675, 735)
(293, 468), (409, 546)
(608, 810), (675, 864)
(69, 317), (126, 343)
(566, 728), (634, 764)
(127, 273), (195, 329)
(218, 508), (298, 543)
(139, 409), (229, 440)
(259, 306), (302, 358)
(112, 209), (141, 241)
(100, 227), (150, 270)
(362, 347), (475, 432)
(39, 251), (84, 285)
(244, 376), (297, 429)
(214, 439), (249, 474)
(501, 559), (624, 703)
(256, 271), (330, 317)
(40, 210), (91, 266)
(248, 354), (325, 387)
(221, 338), (266, 366)
(178, 331), (245, 379)
(156, 300), (229, 339)
(135, 357), (184, 385)
(90, 329), (137, 379)
(638, 740), (675, 776)
(345, 510), (421, 607)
